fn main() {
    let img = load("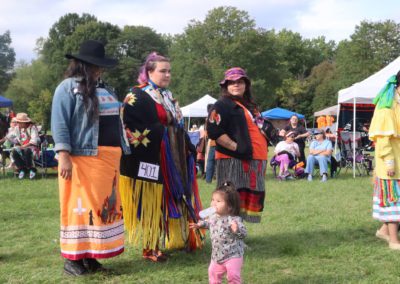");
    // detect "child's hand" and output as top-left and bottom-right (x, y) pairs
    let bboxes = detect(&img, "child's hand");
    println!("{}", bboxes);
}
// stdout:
(189, 222), (200, 229)
(230, 220), (238, 233)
